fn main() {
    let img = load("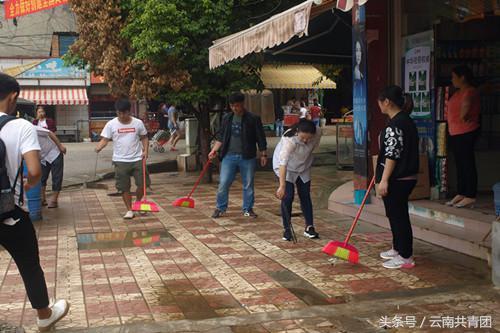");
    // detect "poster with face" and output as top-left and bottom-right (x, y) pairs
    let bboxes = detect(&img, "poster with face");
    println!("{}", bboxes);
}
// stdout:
(352, 0), (369, 204)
